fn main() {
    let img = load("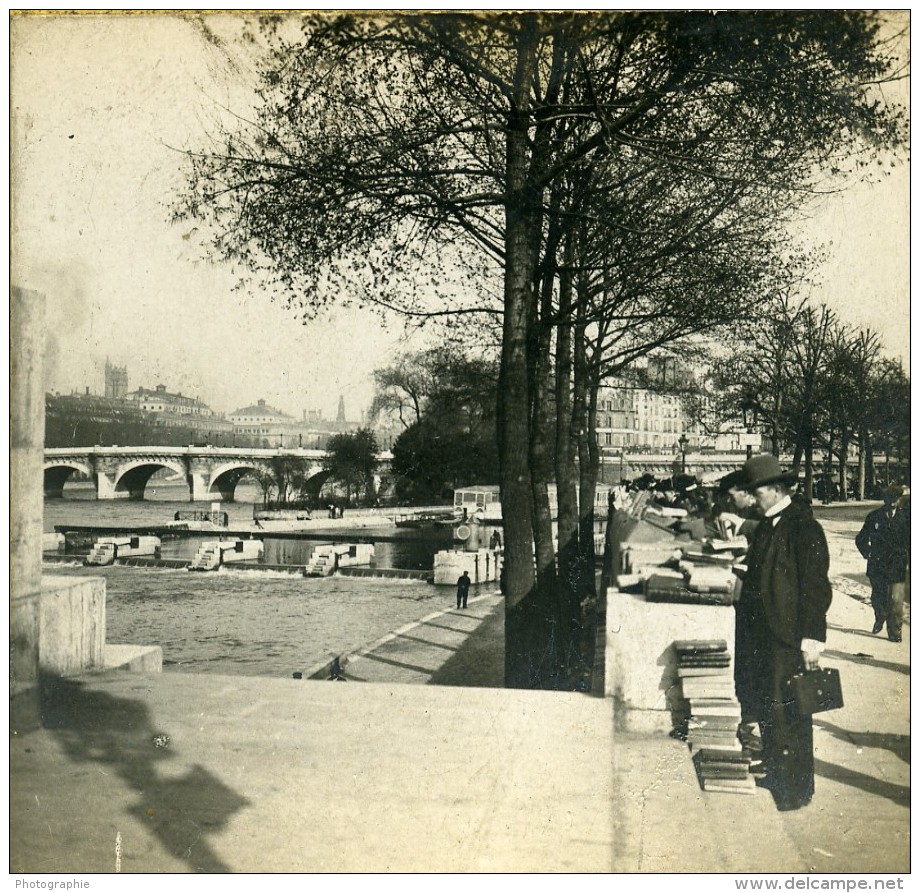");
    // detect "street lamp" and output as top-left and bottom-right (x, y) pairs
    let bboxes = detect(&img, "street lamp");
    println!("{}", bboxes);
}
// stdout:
(677, 433), (689, 474)
(822, 455), (832, 505)
(740, 394), (757, 459)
